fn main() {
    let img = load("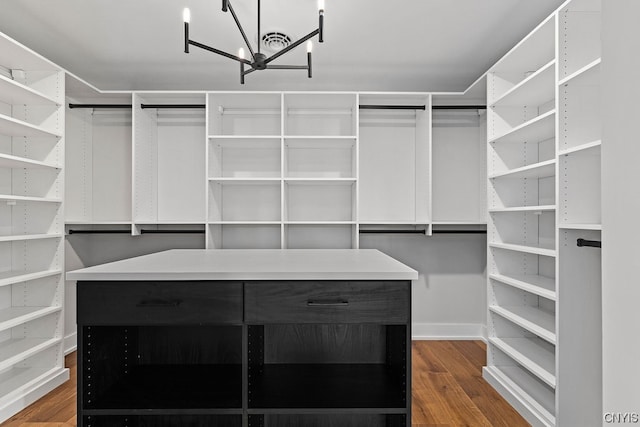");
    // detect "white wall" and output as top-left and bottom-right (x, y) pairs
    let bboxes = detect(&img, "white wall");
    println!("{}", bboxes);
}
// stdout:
(361, 233), (487, 340)
(601, 0), (640, 421)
